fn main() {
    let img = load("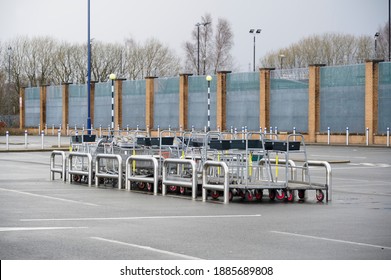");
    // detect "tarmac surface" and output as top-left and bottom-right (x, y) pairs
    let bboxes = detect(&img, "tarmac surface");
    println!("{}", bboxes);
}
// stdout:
(0, 136), (390, 260)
